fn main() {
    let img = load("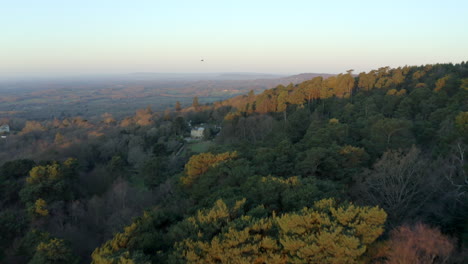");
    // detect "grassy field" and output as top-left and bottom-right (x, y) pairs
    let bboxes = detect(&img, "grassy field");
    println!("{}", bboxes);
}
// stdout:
(188, 141), (213, 153)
